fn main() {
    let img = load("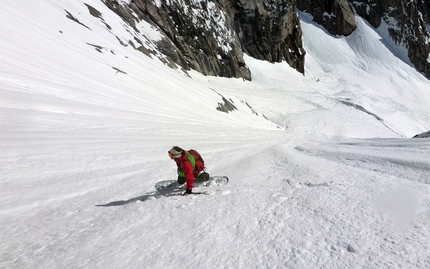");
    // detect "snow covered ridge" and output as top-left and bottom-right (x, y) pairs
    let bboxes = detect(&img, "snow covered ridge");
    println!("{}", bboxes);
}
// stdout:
(298, 0), (430, 79)
(349, 0), (430, 78)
